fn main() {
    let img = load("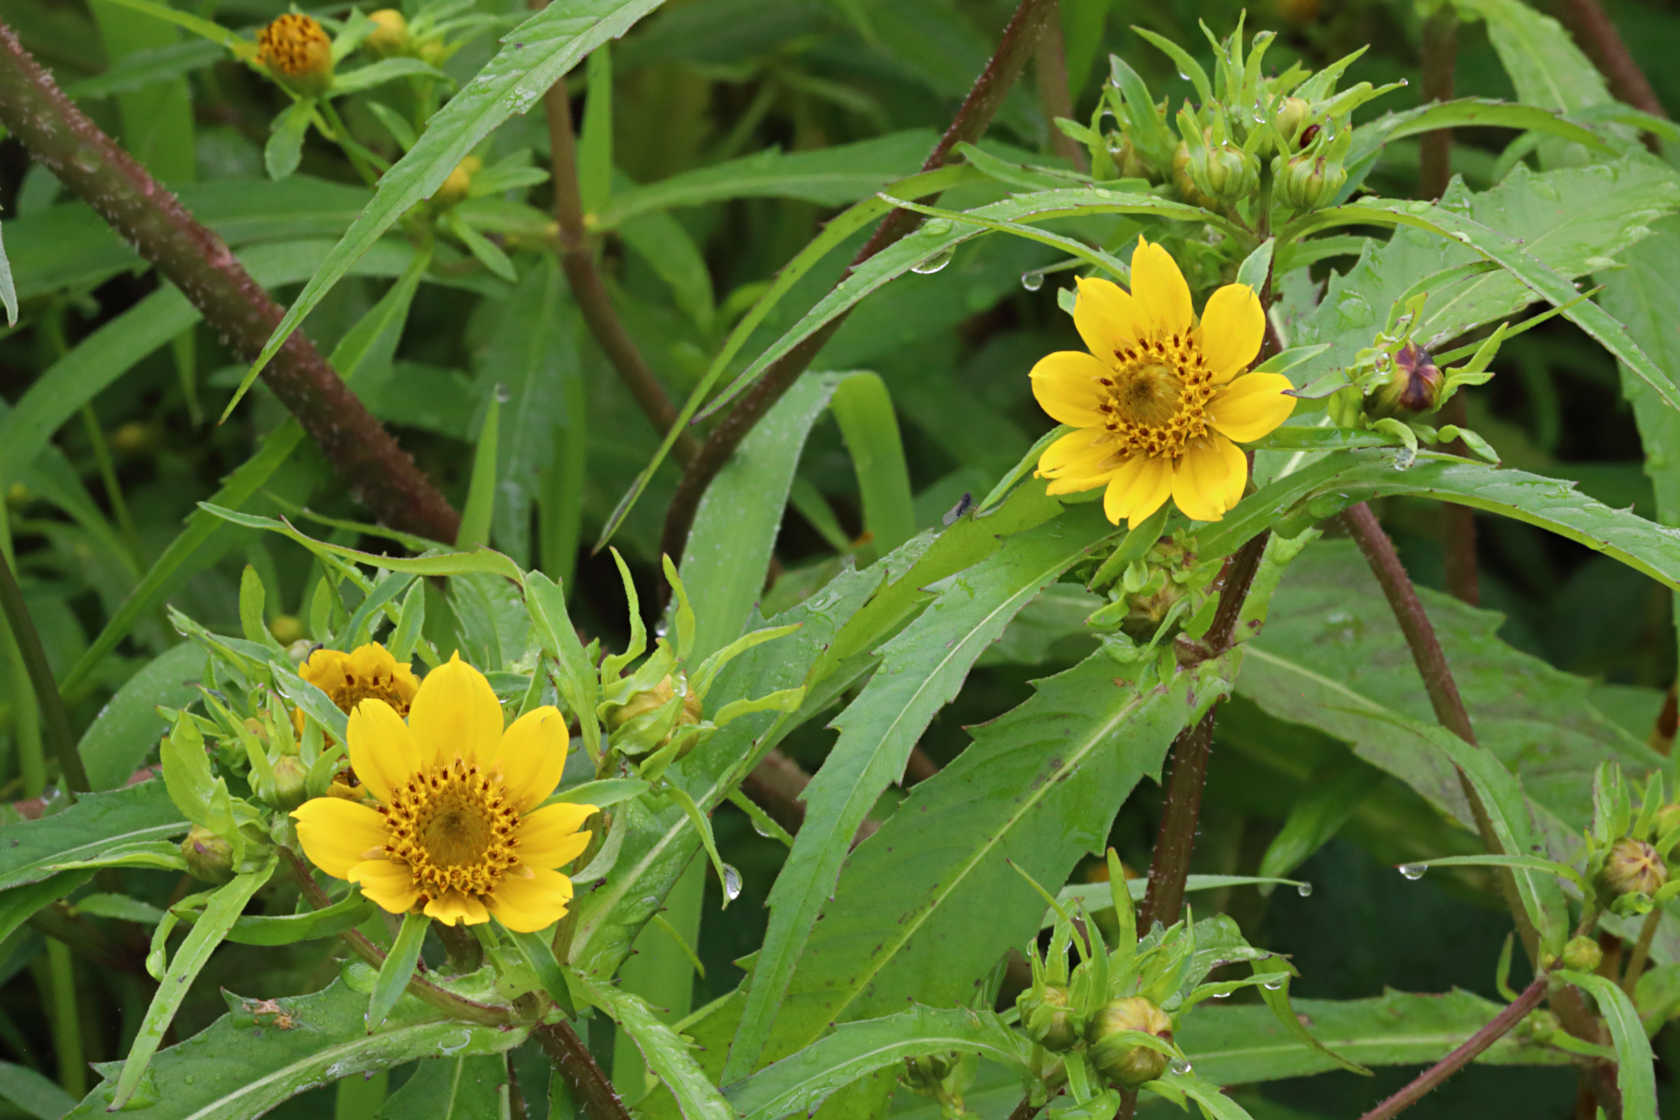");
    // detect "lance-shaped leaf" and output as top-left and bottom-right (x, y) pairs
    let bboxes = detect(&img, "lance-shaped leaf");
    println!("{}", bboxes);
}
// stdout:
(569, 970), (732, 1120)
(0, 782), (186, 891)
